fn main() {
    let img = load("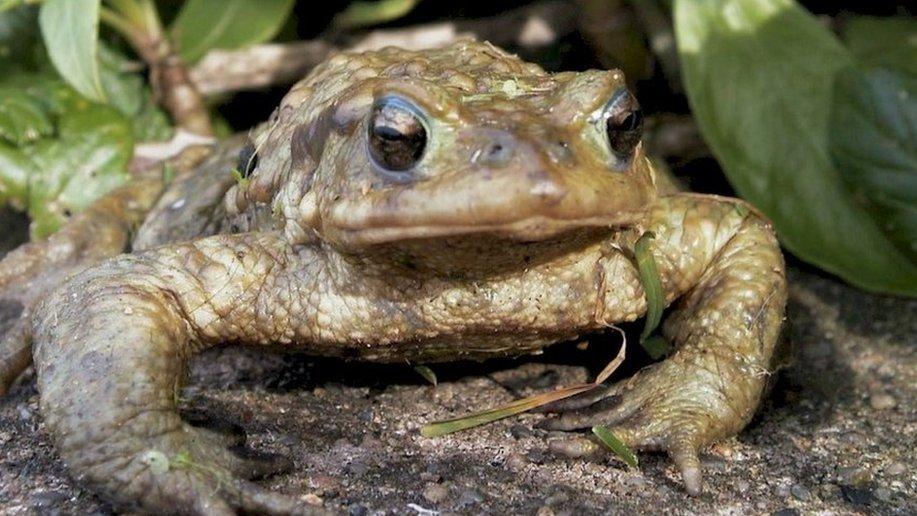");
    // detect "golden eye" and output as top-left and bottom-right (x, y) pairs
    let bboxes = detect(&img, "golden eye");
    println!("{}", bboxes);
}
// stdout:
(368, 96), (427, 176)
(605, 90), (643, 157)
